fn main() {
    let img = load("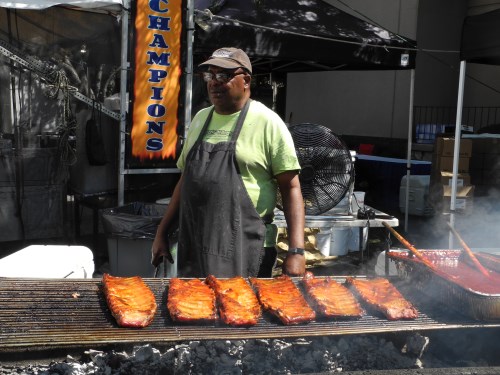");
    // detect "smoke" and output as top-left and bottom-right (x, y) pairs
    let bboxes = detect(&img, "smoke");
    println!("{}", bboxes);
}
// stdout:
(401, 185), (500, 252)
(454, 187), (500, 251)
